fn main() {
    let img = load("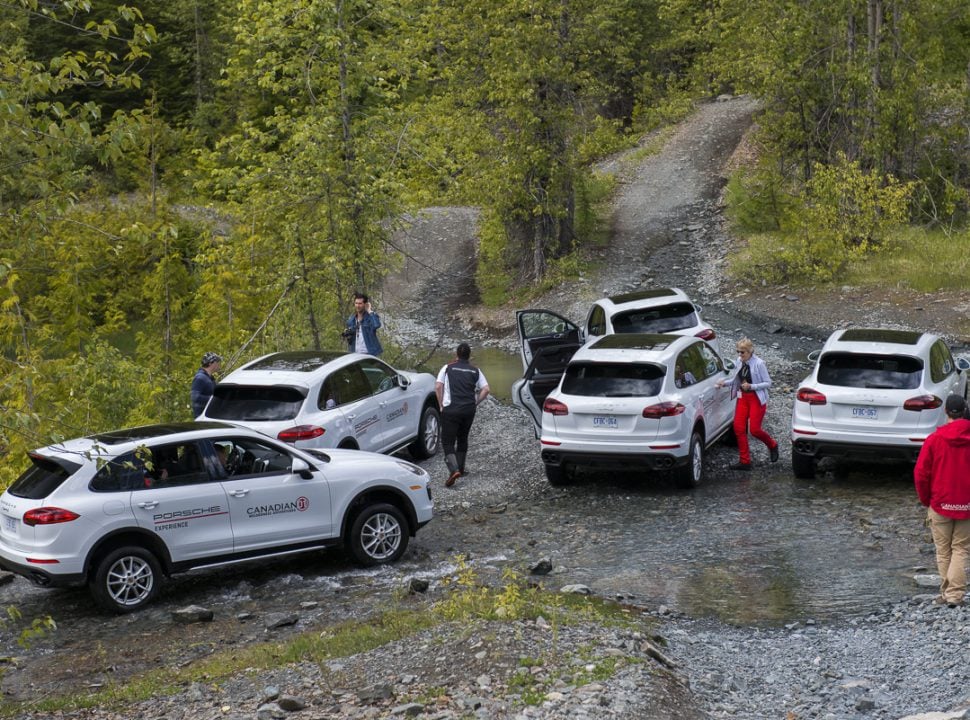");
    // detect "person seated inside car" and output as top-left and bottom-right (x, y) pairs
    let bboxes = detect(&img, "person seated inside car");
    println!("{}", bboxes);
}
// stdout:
(675, 363), (696, 388)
